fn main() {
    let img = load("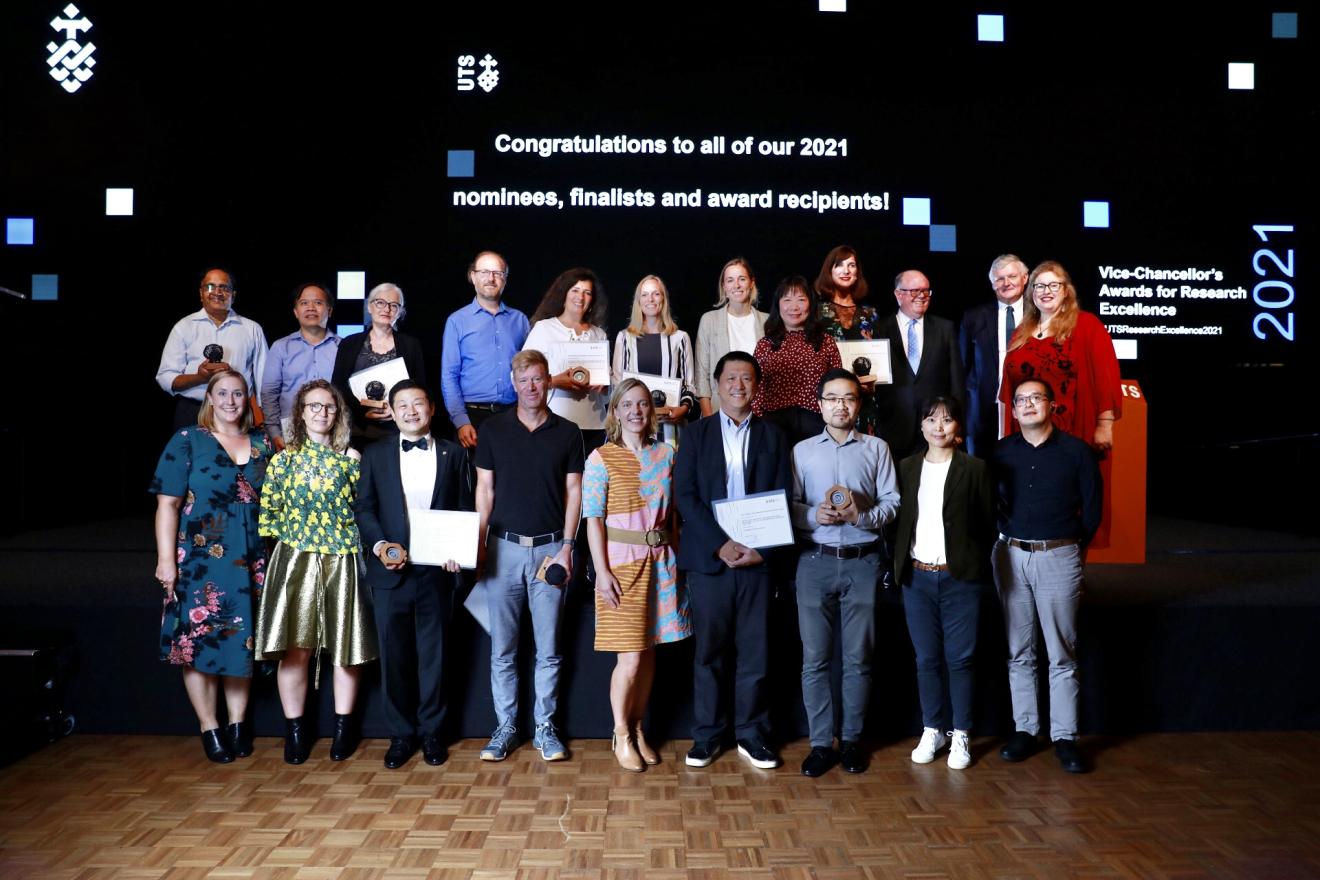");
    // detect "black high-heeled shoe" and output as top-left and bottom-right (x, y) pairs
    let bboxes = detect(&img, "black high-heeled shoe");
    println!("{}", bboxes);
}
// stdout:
(226, 721), (253, 758)
(284, 716), (311, 765)
(201, 728), (235, 764)
(329, 714), (359, 762)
